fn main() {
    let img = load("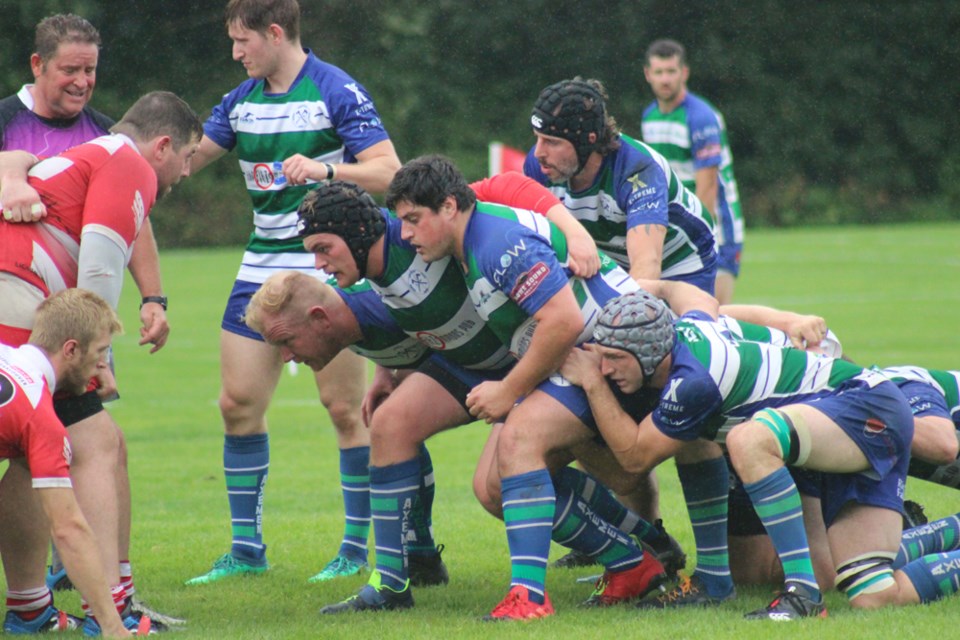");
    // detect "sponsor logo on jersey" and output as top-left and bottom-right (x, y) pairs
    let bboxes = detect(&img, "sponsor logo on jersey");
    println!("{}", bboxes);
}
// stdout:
(62, 436), (72, 465)
(695, 143), (722, 161)
(510, 262), (549, 304)
(664, 378), (684, 403)
(132, 190), (145, 233)
(0, 372), (16, 406)
(358, 117), (382, 134)
(864, 417), (887, 436)
(416, 331), (446, 350)
(345, 83), (368, 105)
(239, 111), (255, 125)
(492, 240), (529, 286)
(252, 163), (280, 190)
(627, 174), (647, 191)
(500, 254), (512, 268)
